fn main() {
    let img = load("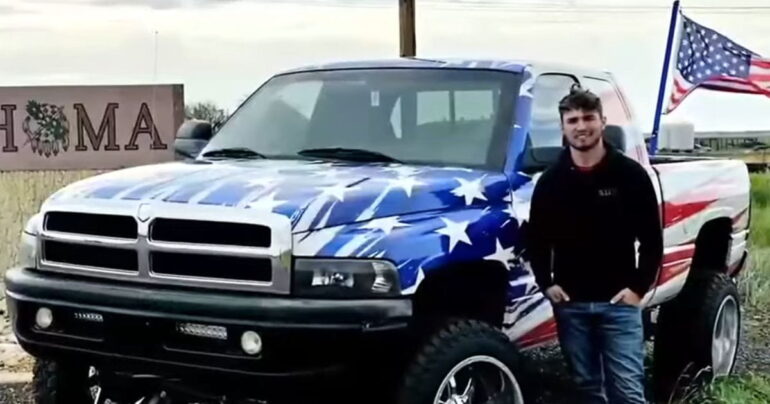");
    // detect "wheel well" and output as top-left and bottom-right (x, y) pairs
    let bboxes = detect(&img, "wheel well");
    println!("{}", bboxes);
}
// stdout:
(412, 261), (508, 329)
(690, 217), (732, 274)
